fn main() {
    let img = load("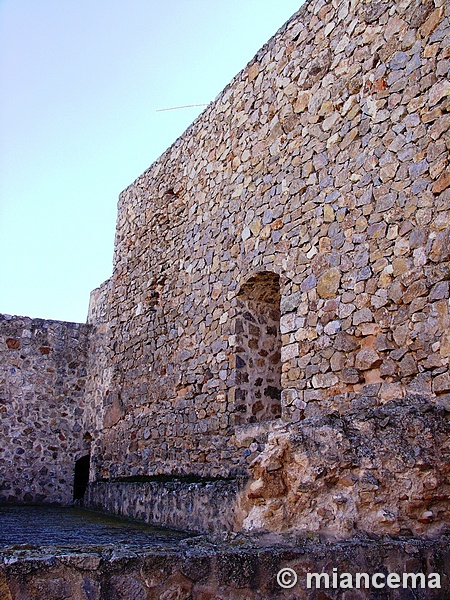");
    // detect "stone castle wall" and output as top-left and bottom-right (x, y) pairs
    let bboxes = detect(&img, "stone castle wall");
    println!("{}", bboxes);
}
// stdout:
(86, 0), (450, 511)
(0, 0), (448, 538)
(0, 315), (90, 504)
